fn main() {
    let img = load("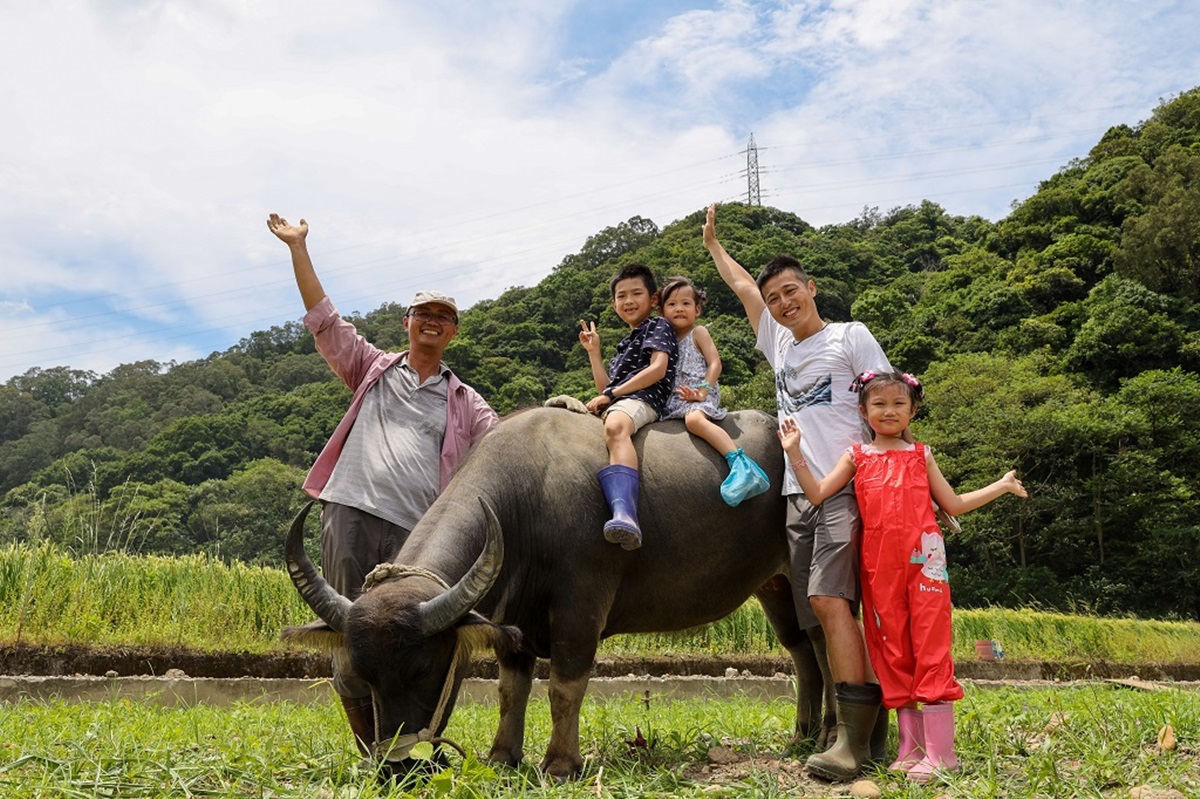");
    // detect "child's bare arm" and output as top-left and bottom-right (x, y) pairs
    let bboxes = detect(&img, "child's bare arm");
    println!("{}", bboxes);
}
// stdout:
(928, 456), (1028, 516)
(776, 418), (855, 505)
(692, 325), (723, 386)
(578, 321), (610, 394)
(586, 350), (669, 416)
(609, 350), (670, 396)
